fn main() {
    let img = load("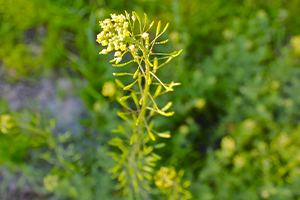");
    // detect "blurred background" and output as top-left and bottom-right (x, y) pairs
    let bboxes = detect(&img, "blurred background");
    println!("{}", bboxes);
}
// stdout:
(1, 0), (300, 199)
